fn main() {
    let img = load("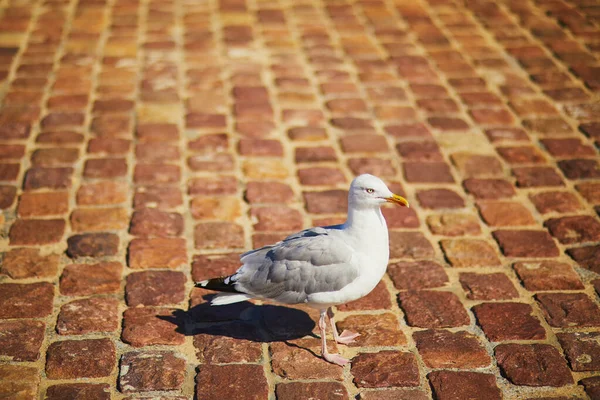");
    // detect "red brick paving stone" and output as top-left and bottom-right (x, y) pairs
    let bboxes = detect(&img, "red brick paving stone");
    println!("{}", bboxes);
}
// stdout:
(404, 162), (455, 183)
(271, 338), (344, 380)
(129, 208), (184, 238)
(23, 167), (73, 190)
(510, 99), (559, 116)
(459, 273), (519, 300)
(188, 176), (238, 195)
(236, 120), (276, 138)
(428, 371), (502, 400)
(0, 122), (30, 140)
(382, 207), (419, 229)
(0, 320), (45, 361)
(398, 291), (469, 328)
(297, 167), (346, 186)
(513, 261), (584, 291)
(0, 283), (54, 320)
(558, 158), (600, 180)
(513, 166), (565, 187)
(134, 163), (181, 184)
(190, 253), (241, 283)
(426, 213), (481, 236)
(245, 181), (293, 204)
(45, 338), (116, 379)
(485, 127), (530, 143)
(522, 118), (574, 137)
(288, 126), (328, 141)
(470, 108), (514, 125)
(188, 153), (235, 172)
(250, 206), (303, 231)
(351, 351), (420, 388)
(417, 98), (460, 114)
(348, 158), (396, 177)
(0, 364), (40, 399)
(427, 117), (470, 131)
(567, 245), (600, 273)
(88, 137), (131, 155)
(83, 158), (128, 179)
(416, 189), (465, 209)
(295, 146), (337, 163)
(495, 344), (573, 387)
(70, 207), (129, 232)
(0, 144), (25, 160)
(414, 330), (491, 369)
(388, 261), (449, 290)
(580, 122), (600, 139)
(120, 351), (185, 393)
(57, 297), (119, 335)
(91, 115), (132, 137)
(186, 112), (226, 128)
(450, 153), (503, 178)
(238, 138), (284, 157)
(0, 163), (19, 181)
(529, 191), (583, 214)
(395, 141), (442, 162)
(303, 190), (347, 214)
(477, 201), (536, 226)
(128, 238), (187, 269)
(122, 307), (185, 347)
(492, 230), (559, 257)
(134, 185), (183, 209)
(389, 231), (435, 259)
(77, 181), (128, 205)
(196, 364), (268, 400)
(0, 185), (17, 209)
(193, 324), (263, 363)
(336, 314), (406, 347)
(541, 138), (596, 158)
(440, 239), (501, 267)
(337, 281), (392, 311)
(385, 123), (434, 141)
(136, 123), (178, 142)
(576, 182), (600, 205)
(194, 221), (244, 249)
(30, 148), (79, 167)
(126, 271), (186, 306)
(0, 248), (59, 279)
(45, 384), (110, 400)
(17, 191), (68, 217)
(189, 133), (228, 153)
(536, 293), (600, 327)
(60, 262), (122, 296)
(190, 196), (241, 221)
(497, 146), (547, 164)
(581, 377), (600, 400)
(359, 389), (429, 400)
(545, 216), (600, 244)
(67, 232), (119, 258)
(558, 332), (600, 372)
(41, 112), (85, 129)
(340, 134), (389, 153)
(473, 302), (546, 341)
(136, 142), (180, 161)
(275, 382), (348, 400)
(463, 178), (516, 199)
